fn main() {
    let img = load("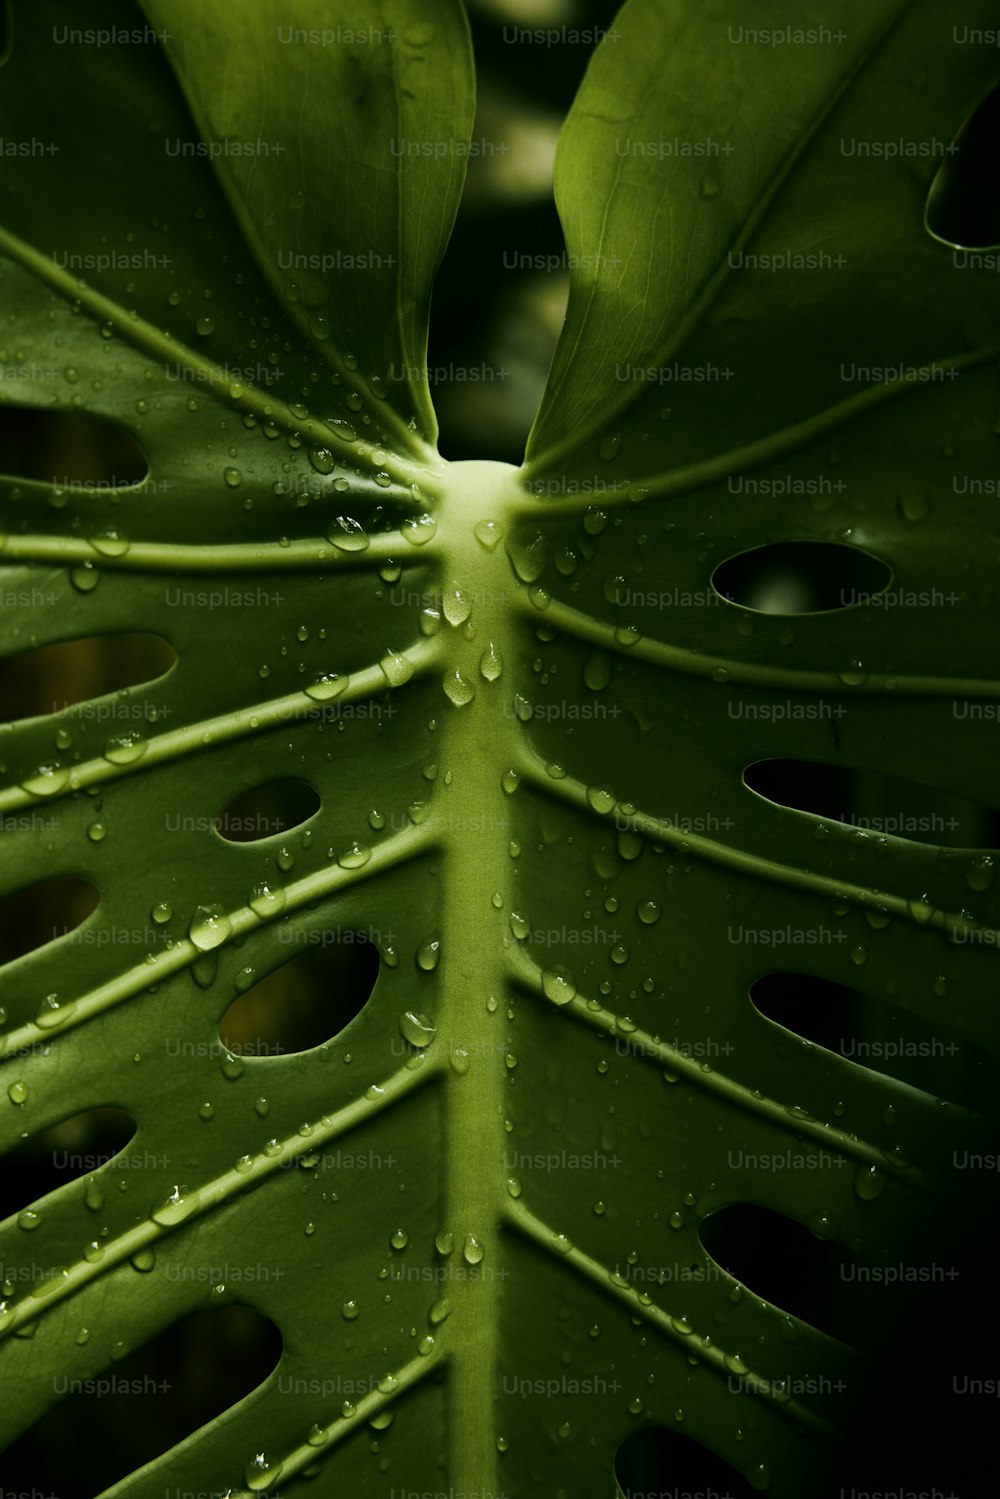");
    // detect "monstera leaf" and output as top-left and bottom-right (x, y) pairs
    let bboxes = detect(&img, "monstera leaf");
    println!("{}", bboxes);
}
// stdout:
(1, 0), (998, 1494)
